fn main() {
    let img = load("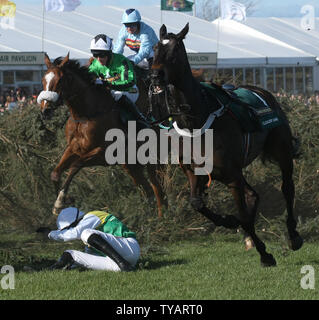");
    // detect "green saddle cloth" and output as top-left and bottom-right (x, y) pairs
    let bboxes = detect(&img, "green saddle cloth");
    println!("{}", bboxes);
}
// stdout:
(200, 82), (282, 132)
